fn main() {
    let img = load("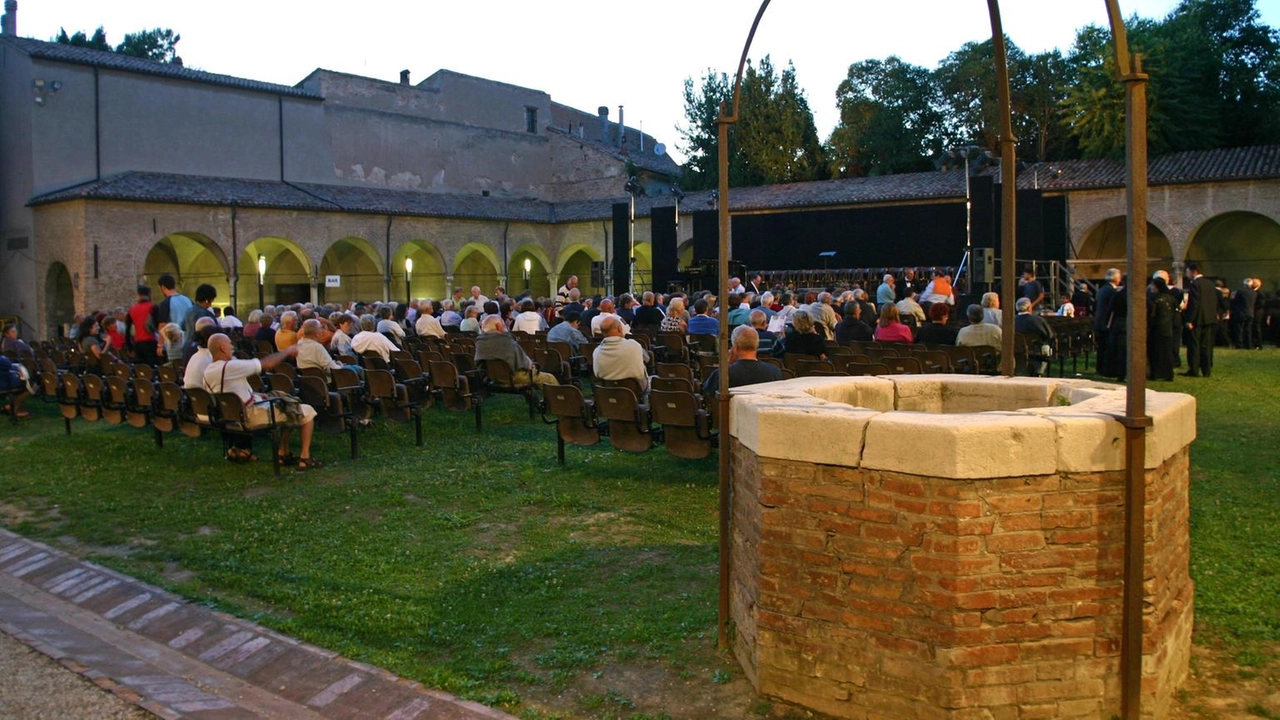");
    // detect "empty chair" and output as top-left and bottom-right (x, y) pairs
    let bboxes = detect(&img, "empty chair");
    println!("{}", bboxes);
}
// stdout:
(365, 368), (423, 446)
(845, 361), (891, 376)
(79, 374), (105, 423)
(649, 389), (714, 460)
(540, 383), (603, 464)
(56, 372), (81, 434)
(429, 360), (482, 432)
(655, 362), (694, 381)
(880, 356), (924, 375)
(264, 372), (296, 395)
(102, 375), (130, 425)
(393, 358), (434, 407)
(297, 375), (358, 460)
